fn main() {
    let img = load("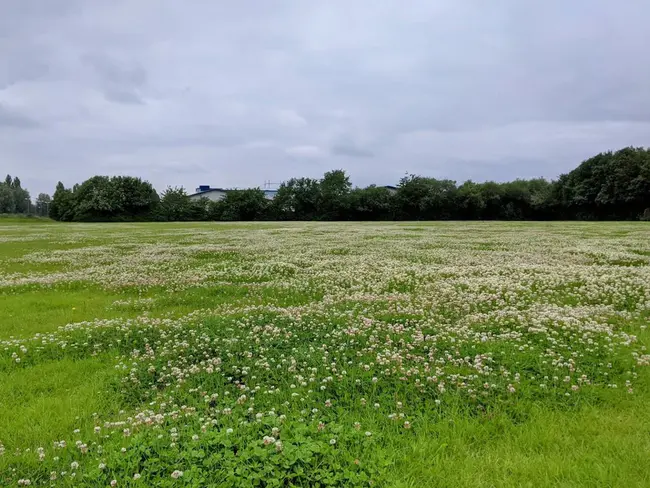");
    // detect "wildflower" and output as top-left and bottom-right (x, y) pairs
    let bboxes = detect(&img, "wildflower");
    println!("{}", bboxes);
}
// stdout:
(110, 480), (117, 487)
(71, 461), (79, 470)
(329, 438), (337, 445)
(262, 436), (276, 446)
(365, 431), (372, 437)
(133, 473), (141, 480)
(171, 470), (183, 479)
(354, 422), (361, 430)
(275, 441), (283, 452)
(226, 428), (233, 434)
(403, 421), (411, 429)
